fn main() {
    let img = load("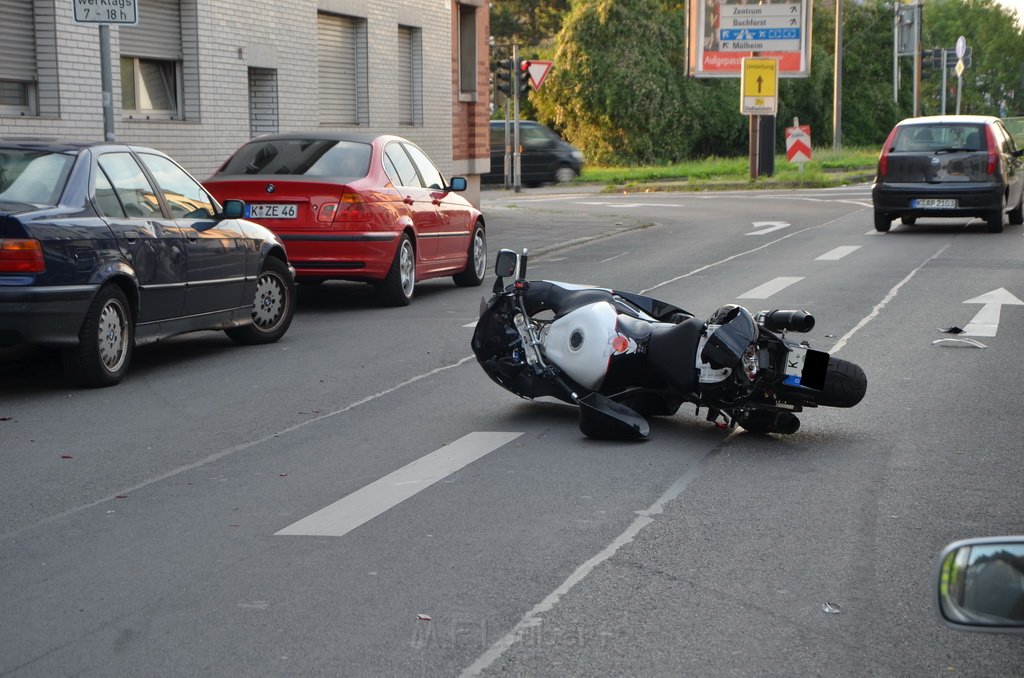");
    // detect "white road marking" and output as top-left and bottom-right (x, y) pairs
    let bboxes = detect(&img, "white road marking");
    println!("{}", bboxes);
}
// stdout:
(275, 432), (522, 537)
(815, 245), (861, 261)
(579, 201), (684, 208)
(460, 444), (724, 678)
(829, 243), (950, 353)
(737, 276), (804, 299)
(962, 288), (1024, 337)
(746, 221), (790, 235)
